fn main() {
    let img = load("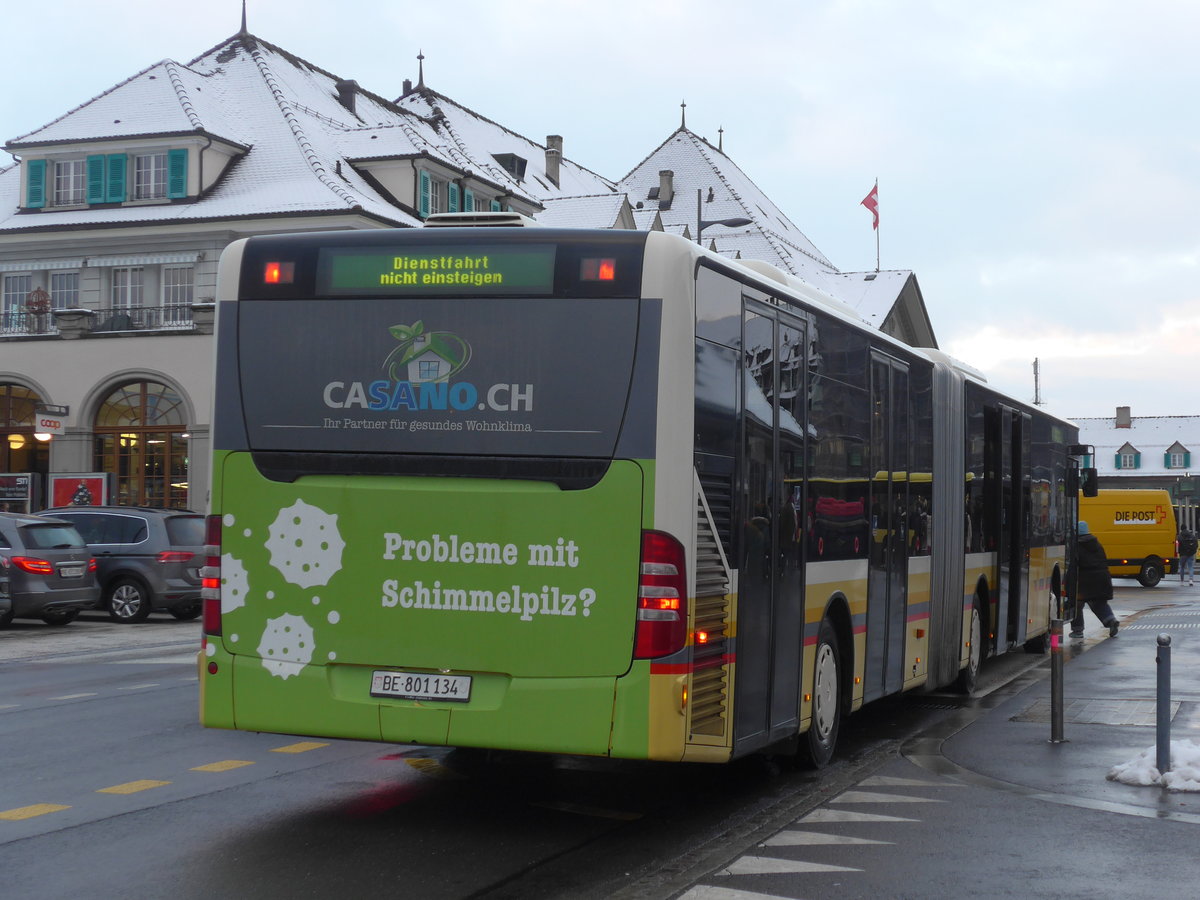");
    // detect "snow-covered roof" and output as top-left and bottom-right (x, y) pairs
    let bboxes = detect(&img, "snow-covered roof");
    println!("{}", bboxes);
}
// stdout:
(619, 128), (837, 286)
(538, 194), (631, 229)
(828, 270), (912, 330)
(394, 87), (616, 203)
(1074, 412), (1200, 475)
(1, 34), (429, 231)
